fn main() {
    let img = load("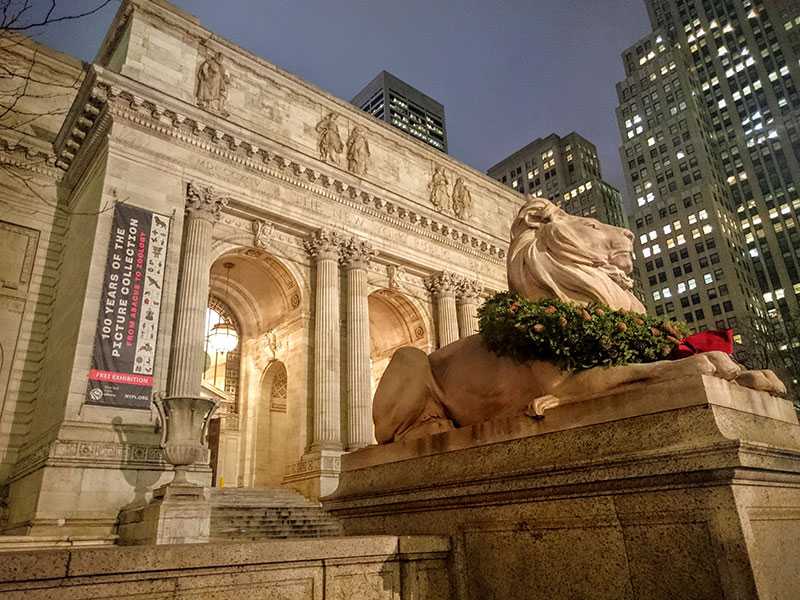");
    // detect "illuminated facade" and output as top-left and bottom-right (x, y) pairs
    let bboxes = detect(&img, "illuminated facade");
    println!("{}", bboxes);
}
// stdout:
(351, 70), (447, 152)
(487, 132), (628, 227)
